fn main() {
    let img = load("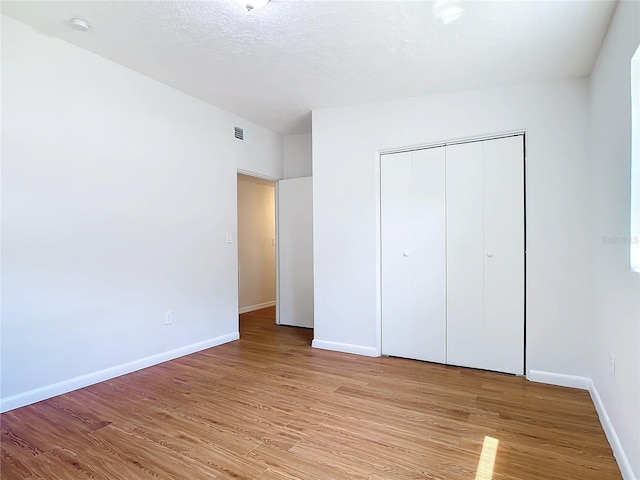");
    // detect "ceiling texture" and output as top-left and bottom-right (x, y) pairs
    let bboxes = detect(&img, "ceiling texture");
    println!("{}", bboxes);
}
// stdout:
(1, 0), (617, 134)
